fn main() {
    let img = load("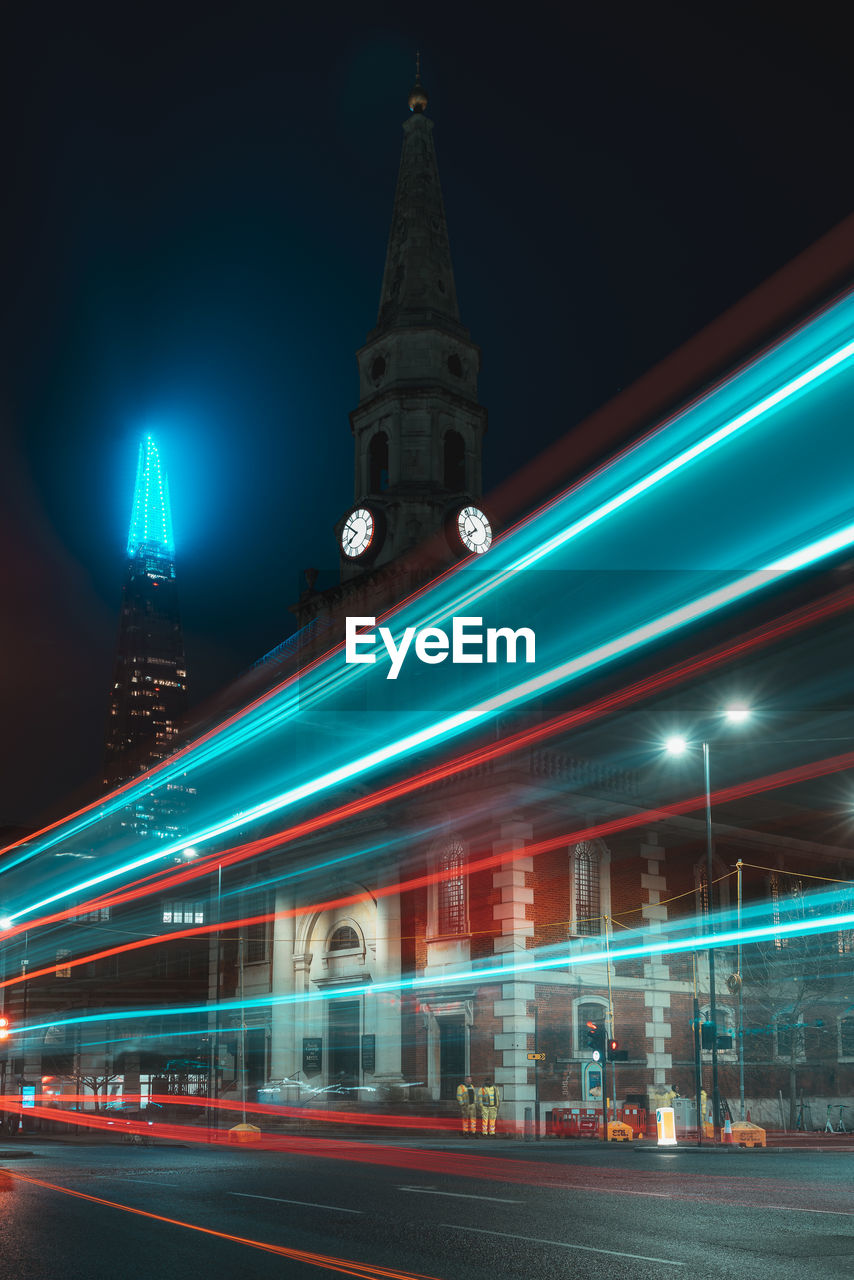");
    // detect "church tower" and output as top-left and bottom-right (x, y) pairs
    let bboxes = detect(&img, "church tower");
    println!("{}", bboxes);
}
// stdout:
(337, 63), (488, 579)
(104, 435), (188, 835)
